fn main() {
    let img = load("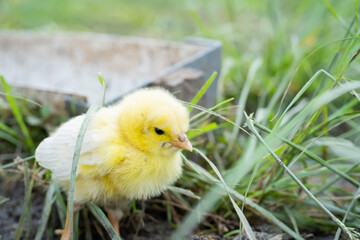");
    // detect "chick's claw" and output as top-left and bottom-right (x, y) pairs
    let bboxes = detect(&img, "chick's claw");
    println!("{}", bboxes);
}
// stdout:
(106, 209), (124, 237)
(59, 202), (80, 240)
